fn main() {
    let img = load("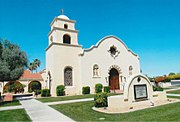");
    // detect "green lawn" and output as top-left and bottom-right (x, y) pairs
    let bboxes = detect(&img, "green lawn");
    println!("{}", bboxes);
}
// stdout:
(0, 109), (31, 121)
(51, 101), (180, 121)
(0, 100), (21, 107)
(37, 93), (121, 103)
(167, 90), (180, 94)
